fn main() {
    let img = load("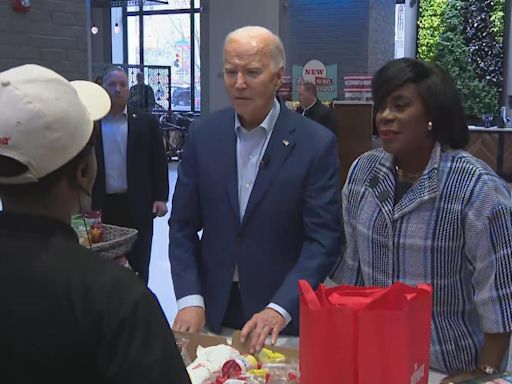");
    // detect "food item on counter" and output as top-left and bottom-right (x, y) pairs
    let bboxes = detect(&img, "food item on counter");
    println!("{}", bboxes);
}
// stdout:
(258, 349), (286, 364)
(187, 344), (241, 384)
(221, 355), (259, 378)
(186, 343), (299, 384)
(261, 363), (299, 384)
(247, 369), (270, 383)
